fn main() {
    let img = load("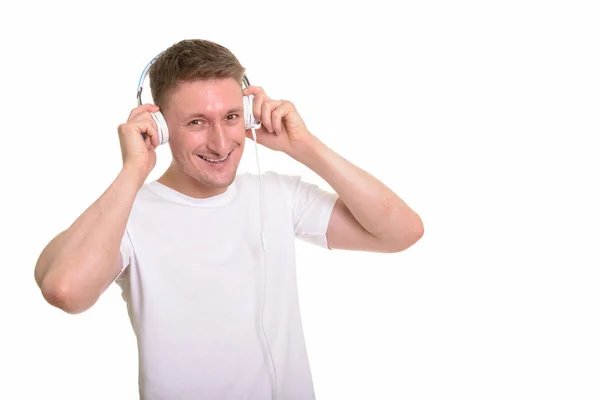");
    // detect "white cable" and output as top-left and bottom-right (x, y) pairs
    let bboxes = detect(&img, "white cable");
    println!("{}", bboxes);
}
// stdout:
(252, 128), (278, 400)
